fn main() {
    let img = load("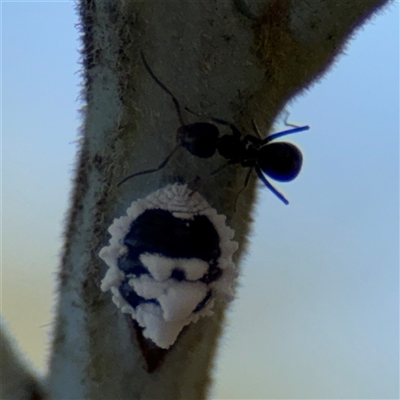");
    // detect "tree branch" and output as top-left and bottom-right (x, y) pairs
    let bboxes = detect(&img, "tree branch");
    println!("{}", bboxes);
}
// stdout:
(0, 318), (45, 400)
(44, 0), (389, 398)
